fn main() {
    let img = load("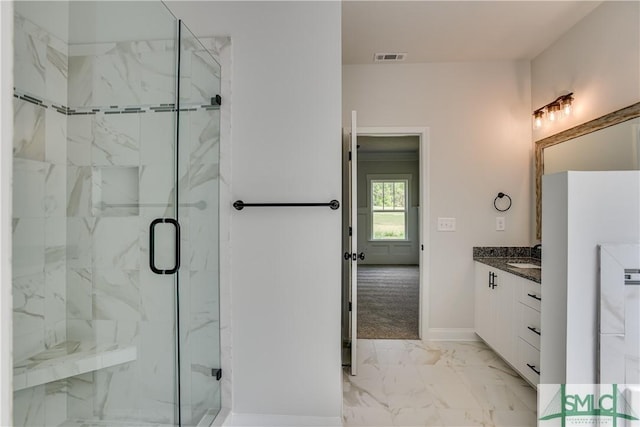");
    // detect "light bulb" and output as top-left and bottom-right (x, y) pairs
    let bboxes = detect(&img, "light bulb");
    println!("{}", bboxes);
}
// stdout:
(533, 111), (544, 130)
(534, 116), (543, 129)
(548, 104), (560, 122)
(562, 98), (573, 117)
